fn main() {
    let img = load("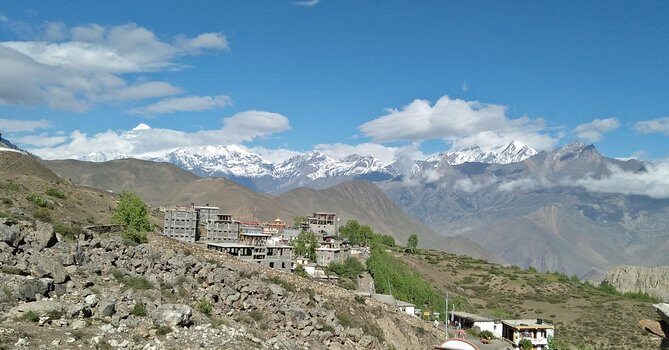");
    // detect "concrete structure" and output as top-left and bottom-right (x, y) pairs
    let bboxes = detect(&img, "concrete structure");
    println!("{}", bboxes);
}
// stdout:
(450, 311), (502, 339)
(207, 242), (293, 272)
(163, 207), (198, 242)
(396, 300), (416, 316)
(501, 319), (554, 349)
(193, 205), (219, 224)
(316, 247), (342, 267)
(308, 212), (338, 235)
(315, 233), (350, 266)
(282, 228), (301, 241)
(203, 213), (239, 243)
